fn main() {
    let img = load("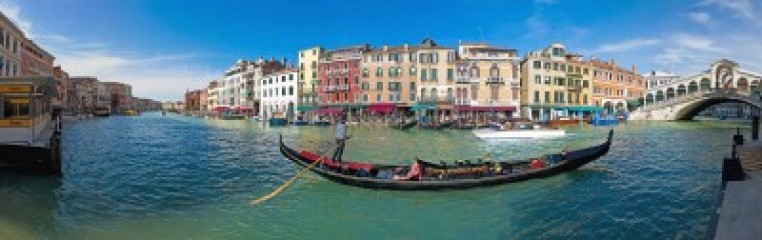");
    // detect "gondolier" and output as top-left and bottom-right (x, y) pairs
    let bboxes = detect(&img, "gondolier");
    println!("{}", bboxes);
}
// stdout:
(332, 114), (349, 163)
